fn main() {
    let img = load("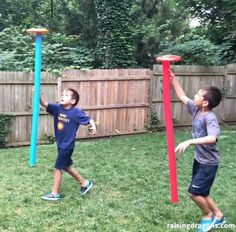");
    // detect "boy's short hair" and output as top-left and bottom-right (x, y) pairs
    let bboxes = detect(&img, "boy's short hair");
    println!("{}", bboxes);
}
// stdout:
(202, 86), (222, 109)
(67, 88), (80, 107)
